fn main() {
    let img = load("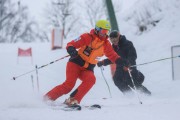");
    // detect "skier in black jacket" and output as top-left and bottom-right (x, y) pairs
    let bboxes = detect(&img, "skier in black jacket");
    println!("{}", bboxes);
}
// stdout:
(97, 30), (151, 95)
